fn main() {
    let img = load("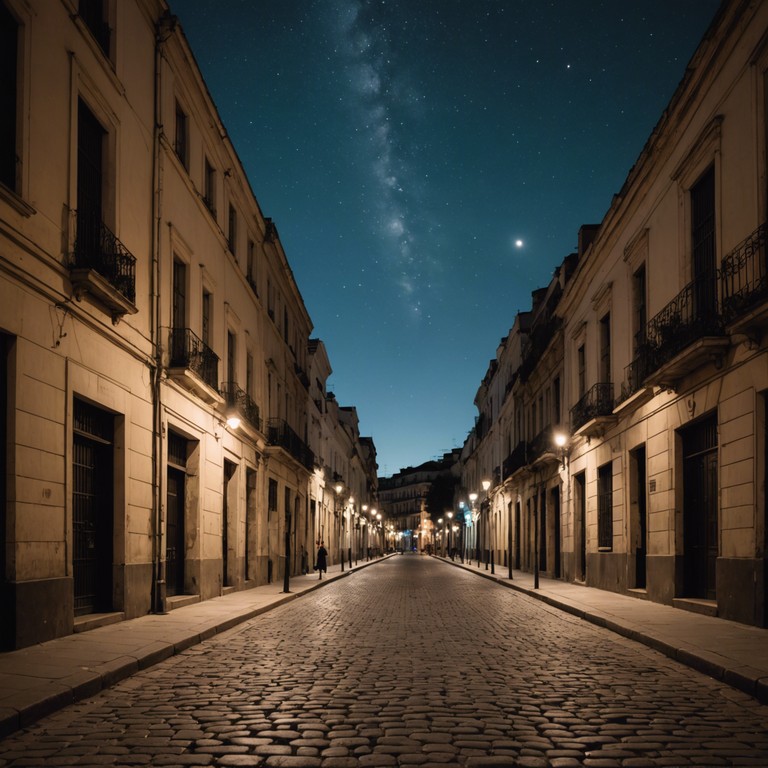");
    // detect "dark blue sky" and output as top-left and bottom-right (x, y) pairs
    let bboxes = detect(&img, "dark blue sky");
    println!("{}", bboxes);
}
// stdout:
(171, 0), (721, 476)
